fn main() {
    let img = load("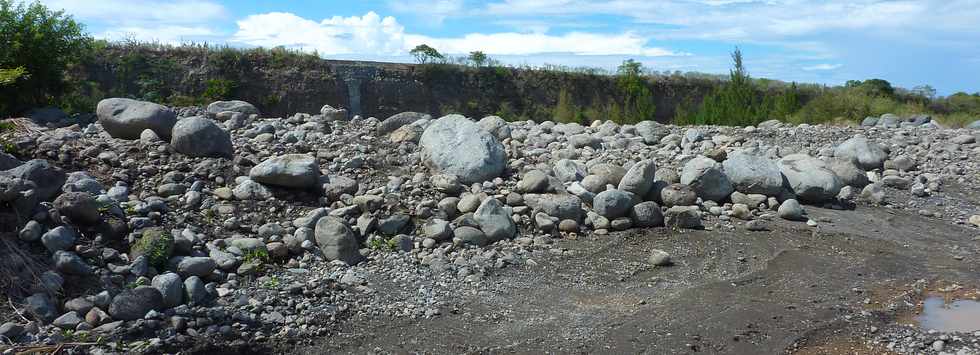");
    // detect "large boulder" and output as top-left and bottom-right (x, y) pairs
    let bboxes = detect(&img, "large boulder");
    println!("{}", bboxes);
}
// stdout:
(314, 216), (364, 265)
(0, 152), (21, 171)
(320, 105), (347, 121)
(420, 115), (506, 184)
(249, 154), (320, 189)
(827, 158), (870, 188)
(377, 112), (431, 135)
(207, 100), (258, 115)
(108, 286), (163, 321)
(680, 156), (733, 202)
(778, 154), (842, 203)
(523, 194), (583, 221)
(618, 160), (657, 197)
(170, 117), (233, 158)
(966, 120), (980, 130)
(722, 150), (784, 196)
(474, 198), (516, 242)
(834, 135), (888, 171)
(634, 121), (666, 145)
(3, 159), (65, 201)
(592, 189), (636, 219)
(96, 98), (177, 140)
(53, 192), (101, 225)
